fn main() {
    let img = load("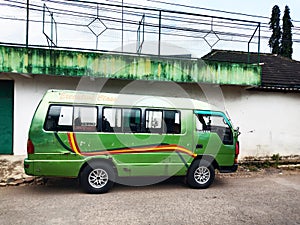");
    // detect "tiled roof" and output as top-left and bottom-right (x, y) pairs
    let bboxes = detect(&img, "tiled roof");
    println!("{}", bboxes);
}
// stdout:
(202, 50), (300, 90)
